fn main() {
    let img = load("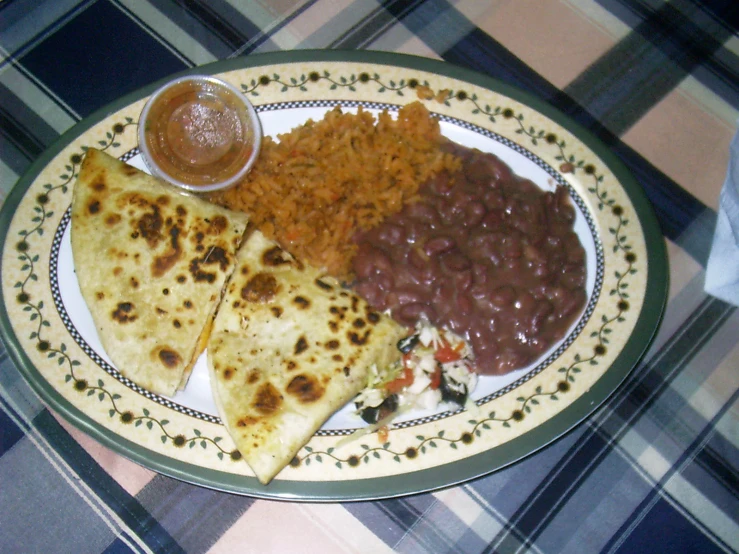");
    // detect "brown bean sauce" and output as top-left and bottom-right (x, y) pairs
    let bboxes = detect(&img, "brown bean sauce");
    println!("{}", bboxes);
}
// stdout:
(352, 142), (587, 375)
